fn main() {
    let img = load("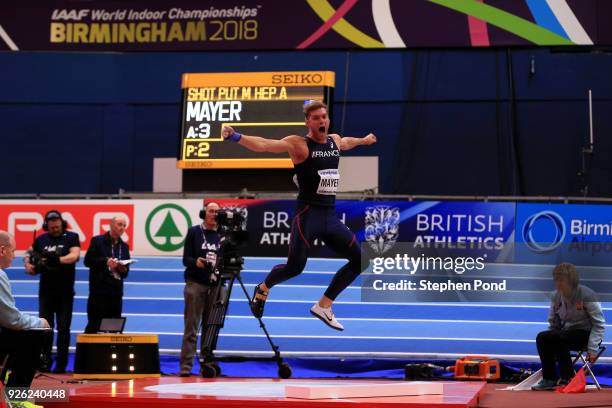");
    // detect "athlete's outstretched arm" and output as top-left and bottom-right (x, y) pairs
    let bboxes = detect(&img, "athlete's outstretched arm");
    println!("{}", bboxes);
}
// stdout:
(335, 133), (377, 151)
(222, 125), (294, 153)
